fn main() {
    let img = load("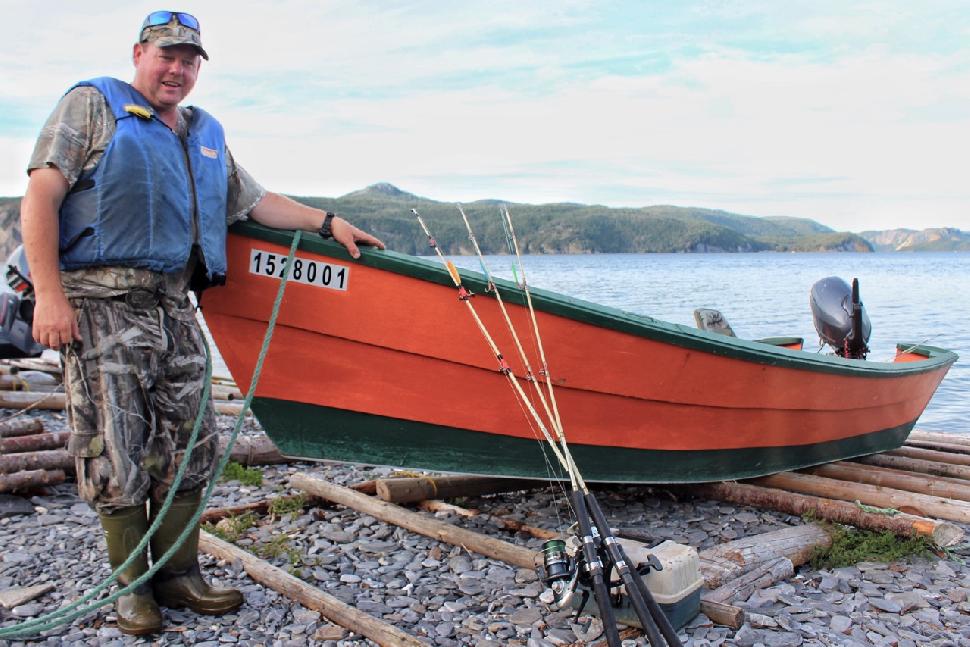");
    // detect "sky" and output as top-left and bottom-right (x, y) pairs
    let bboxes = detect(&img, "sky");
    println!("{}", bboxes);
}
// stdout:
(2, 1), (969, 232)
